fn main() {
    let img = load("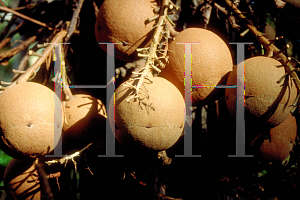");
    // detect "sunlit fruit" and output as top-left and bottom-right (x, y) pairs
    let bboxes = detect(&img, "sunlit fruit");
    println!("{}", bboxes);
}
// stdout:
(0, 82), (63, 158)
(62, 94), (107, 153)
(248, 115), (297, 164)
(225, 56), (297, 127)
(112, 77), (185, 151)
(95, 0), (157, 61)
(160, 28), (233, 106)
(4, 158), (41, 200)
